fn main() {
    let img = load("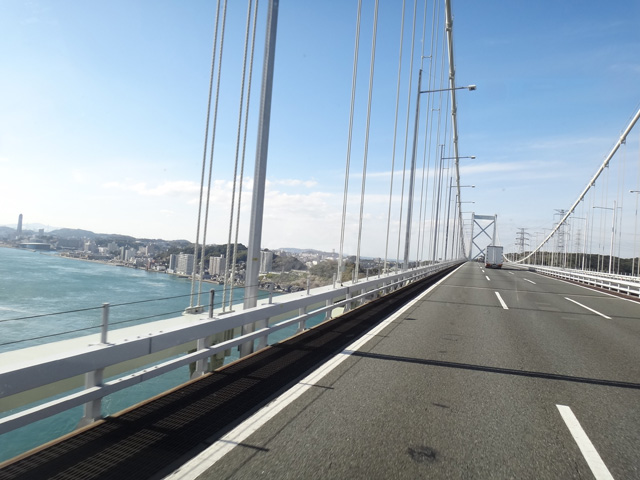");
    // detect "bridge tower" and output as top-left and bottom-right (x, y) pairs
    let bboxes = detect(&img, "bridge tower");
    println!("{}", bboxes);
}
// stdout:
(469, 214), (498, 261)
